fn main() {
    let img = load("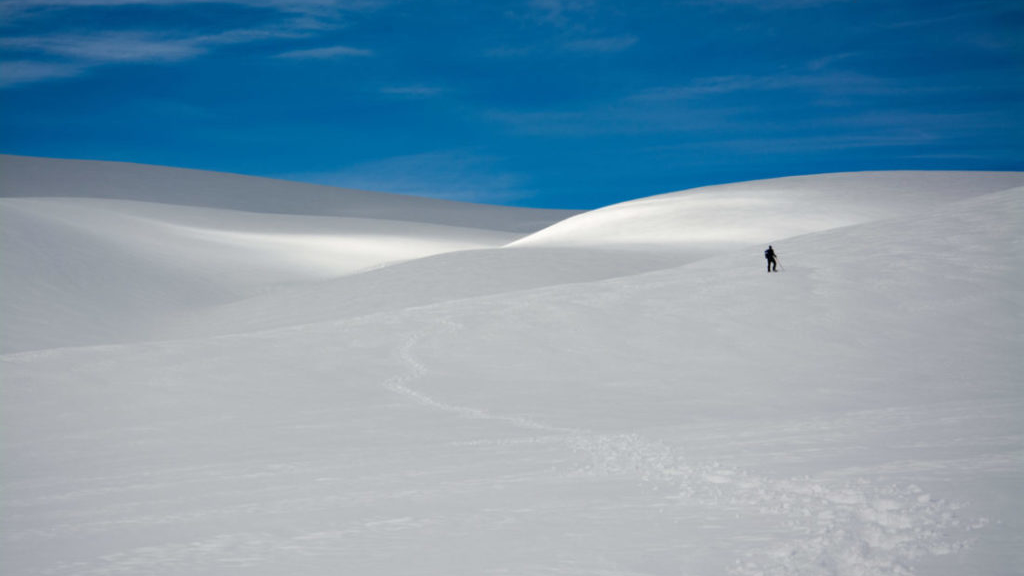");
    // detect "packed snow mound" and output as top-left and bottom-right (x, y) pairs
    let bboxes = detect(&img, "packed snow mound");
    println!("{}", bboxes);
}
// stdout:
(0, 154), (577, 232)
(511, 171), (1024, 251)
